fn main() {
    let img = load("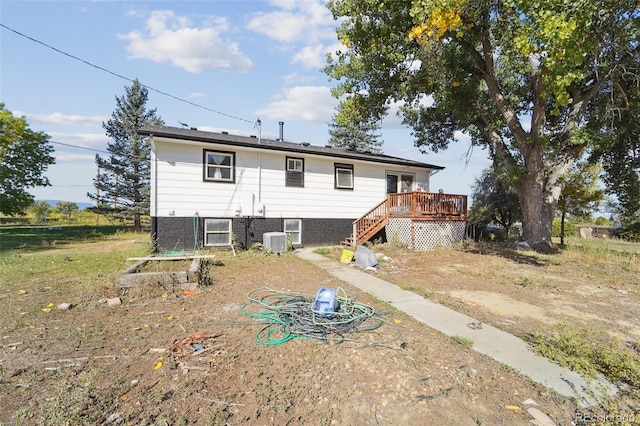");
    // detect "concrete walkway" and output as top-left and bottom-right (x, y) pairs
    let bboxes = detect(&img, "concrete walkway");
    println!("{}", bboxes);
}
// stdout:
(295, 248), (616, 407)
